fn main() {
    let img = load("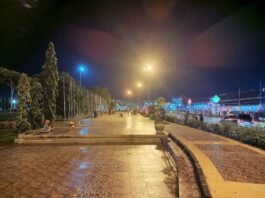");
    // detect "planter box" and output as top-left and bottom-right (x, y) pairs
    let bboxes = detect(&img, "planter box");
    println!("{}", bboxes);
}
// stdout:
(155, 121), (165, 134)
